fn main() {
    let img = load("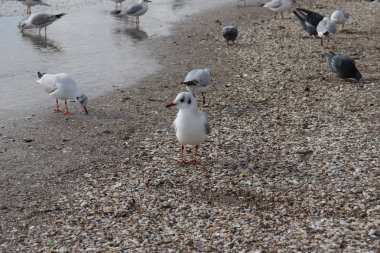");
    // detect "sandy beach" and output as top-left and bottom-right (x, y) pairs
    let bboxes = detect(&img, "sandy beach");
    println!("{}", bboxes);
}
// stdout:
(1, 0), (379, 251)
